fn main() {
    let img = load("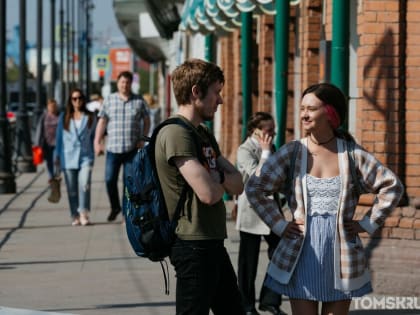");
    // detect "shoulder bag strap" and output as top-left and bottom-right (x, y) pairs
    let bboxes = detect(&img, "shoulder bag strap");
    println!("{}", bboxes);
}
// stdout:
(150, 117), (199, 222)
